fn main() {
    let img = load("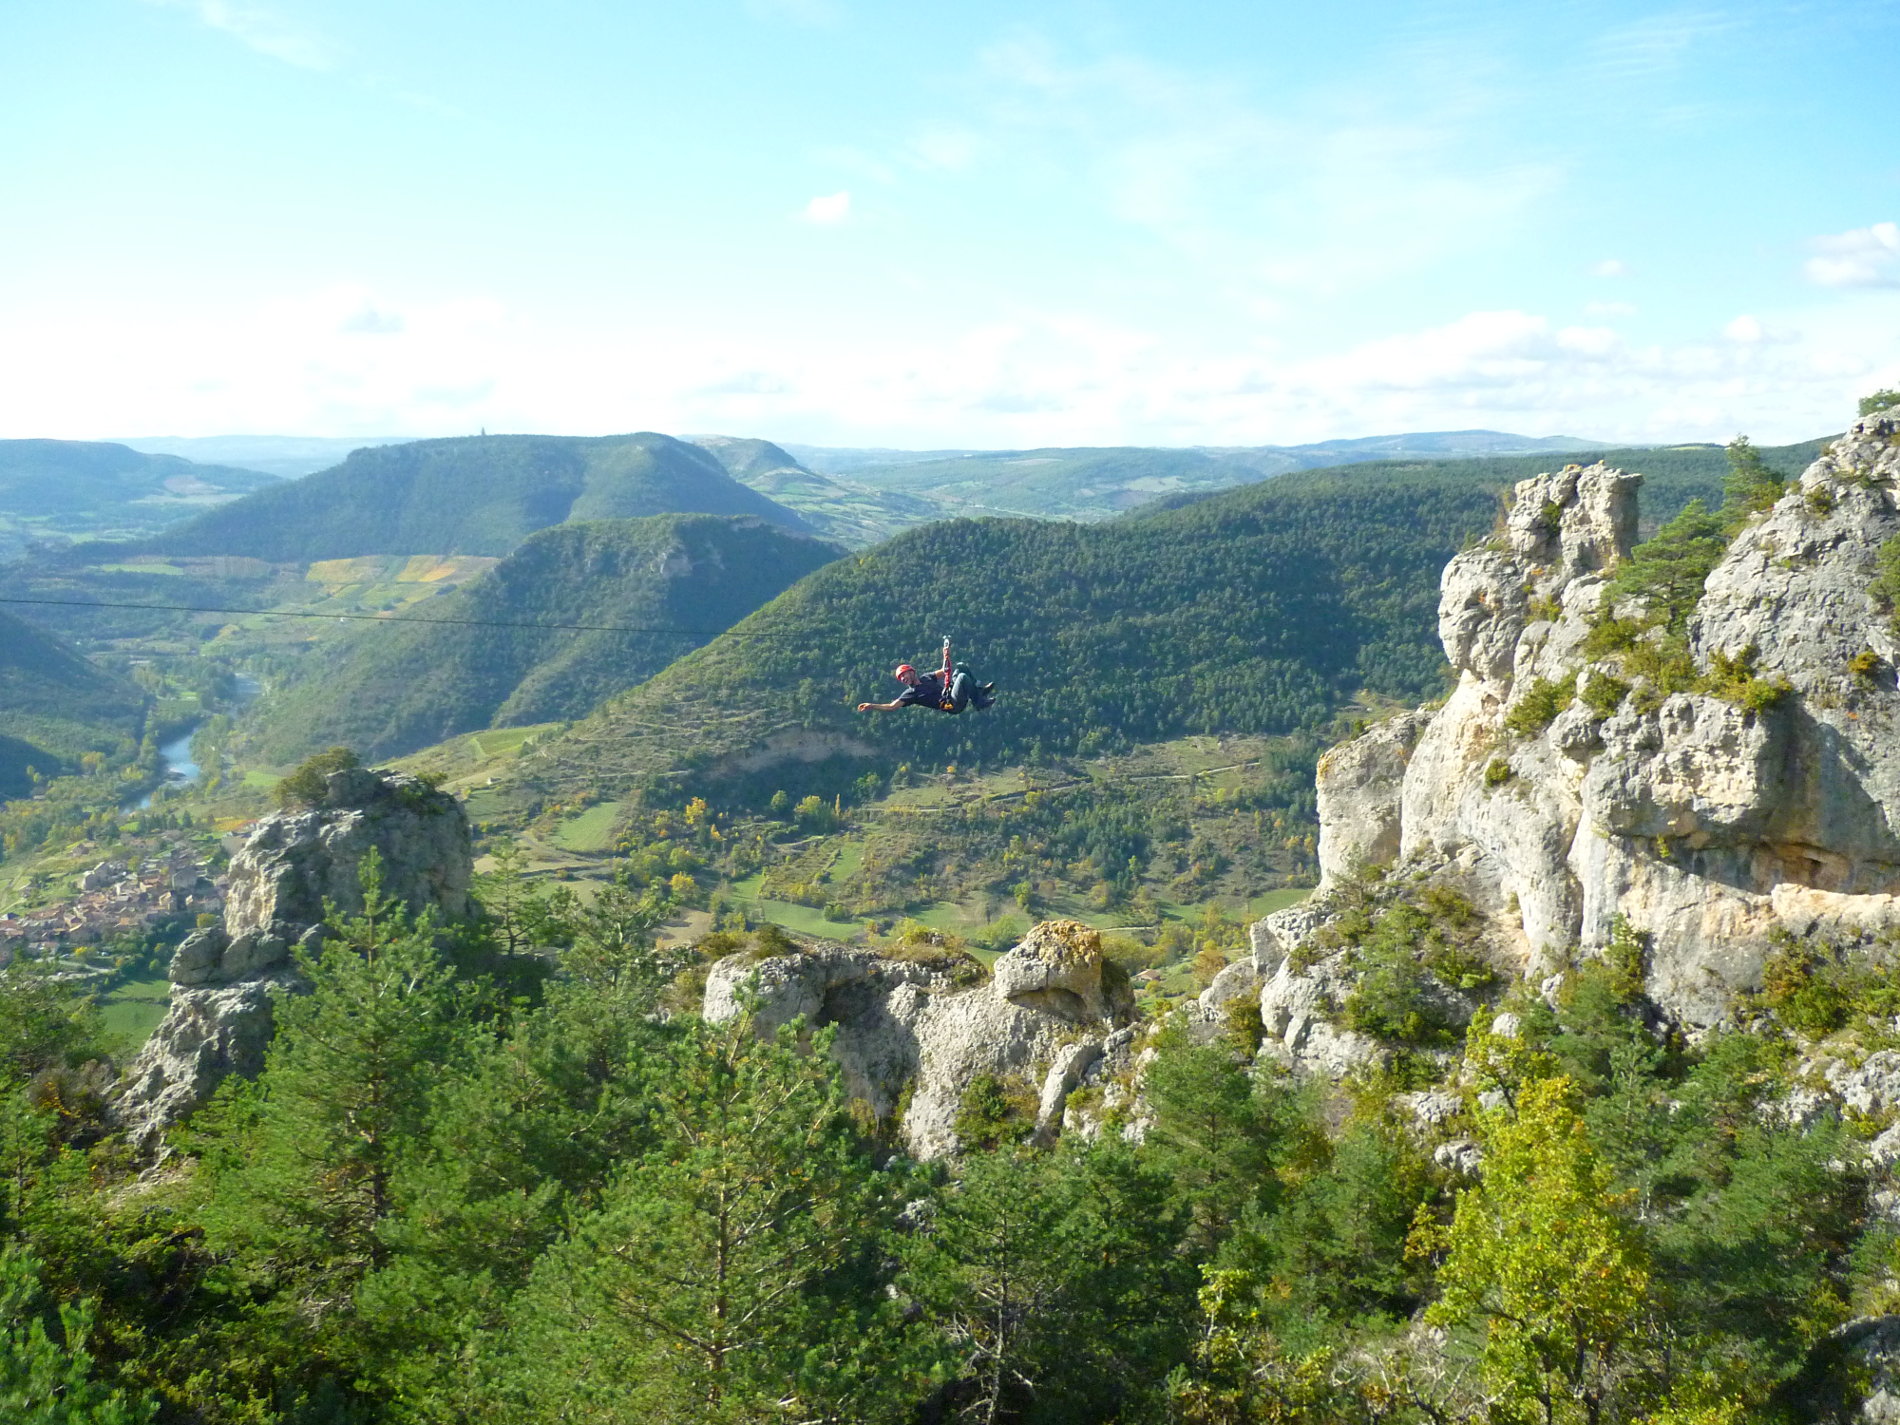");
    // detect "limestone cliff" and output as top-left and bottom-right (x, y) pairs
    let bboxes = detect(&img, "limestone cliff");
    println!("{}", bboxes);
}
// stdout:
(703, 919), (1136, 1159)
(1247, 409), (1900, 1053)
(113, 767), (472, 1152)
